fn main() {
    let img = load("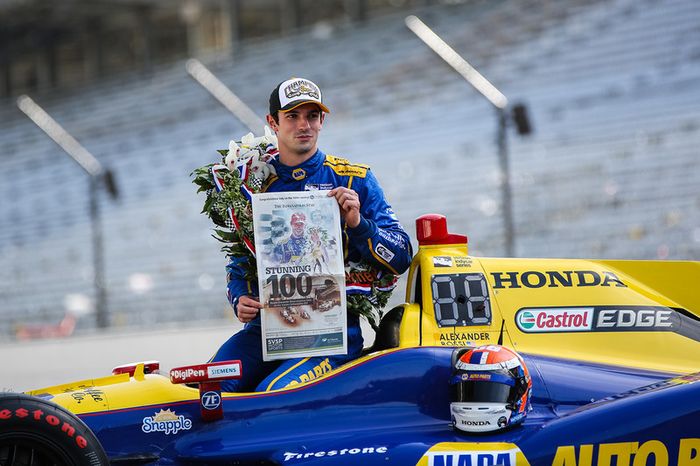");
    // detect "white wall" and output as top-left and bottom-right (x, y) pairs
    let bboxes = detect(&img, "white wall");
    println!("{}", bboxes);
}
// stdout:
(1, 318), (376, 393)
